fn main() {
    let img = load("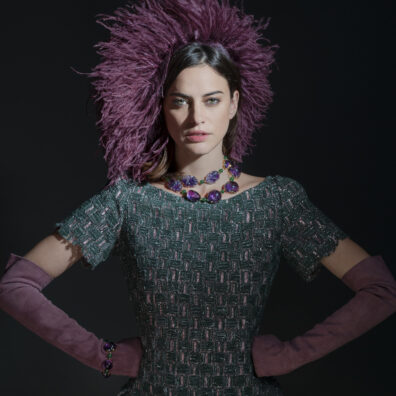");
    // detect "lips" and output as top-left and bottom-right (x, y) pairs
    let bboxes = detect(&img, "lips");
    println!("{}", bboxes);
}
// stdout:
(185, 130), (209, 136)
(185, 133), (209, 142)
